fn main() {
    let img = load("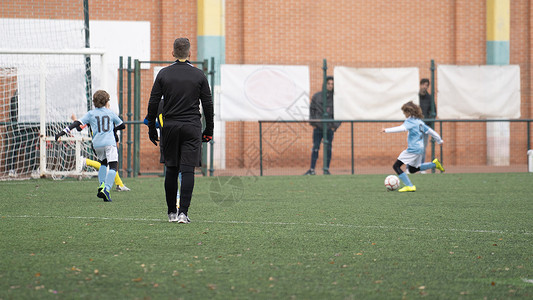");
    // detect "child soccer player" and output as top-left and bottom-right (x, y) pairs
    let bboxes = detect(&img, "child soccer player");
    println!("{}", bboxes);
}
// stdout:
(55, 90), (125, 201)
(71, 113), (130, 192)
(381, 101), (445, 192)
